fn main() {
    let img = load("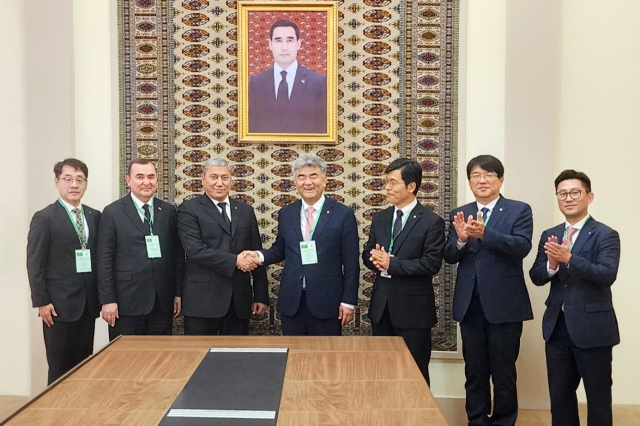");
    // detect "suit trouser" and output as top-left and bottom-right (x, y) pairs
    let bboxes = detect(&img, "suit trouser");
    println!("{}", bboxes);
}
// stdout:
(183, 297), (250, 336)
(43, 306), (95, 385)
(546, 311), (613, 426)
(280, 291), (341, 336)
(371, 304), (432, 386)
(460, 293), (523, 426)
(109, 295), (172, 341)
